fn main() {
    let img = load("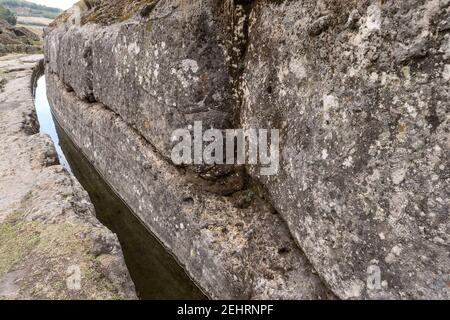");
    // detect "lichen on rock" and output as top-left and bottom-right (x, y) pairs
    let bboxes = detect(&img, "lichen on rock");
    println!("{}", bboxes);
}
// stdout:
(43, 0), (449, 300)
